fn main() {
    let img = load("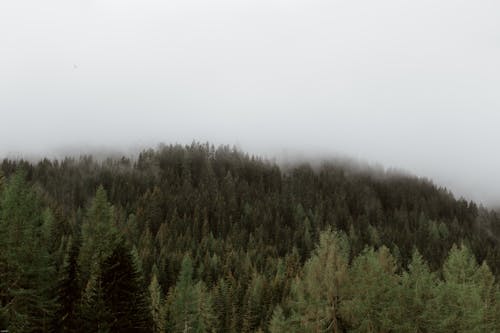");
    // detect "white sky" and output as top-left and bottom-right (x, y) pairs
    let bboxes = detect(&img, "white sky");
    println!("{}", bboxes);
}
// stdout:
(1, 0), (499, 205)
